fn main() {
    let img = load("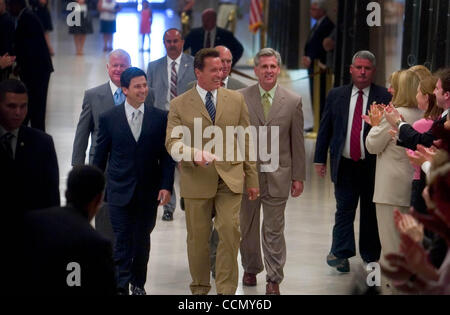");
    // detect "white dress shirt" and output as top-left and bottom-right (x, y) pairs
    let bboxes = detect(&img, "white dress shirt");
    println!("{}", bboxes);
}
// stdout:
(343, 85), (371, 160)
(196, 85), (217, 108)
(109, 80), (121, 97)
(166, 54), (182, 108)
(125, 101), (145, 141)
